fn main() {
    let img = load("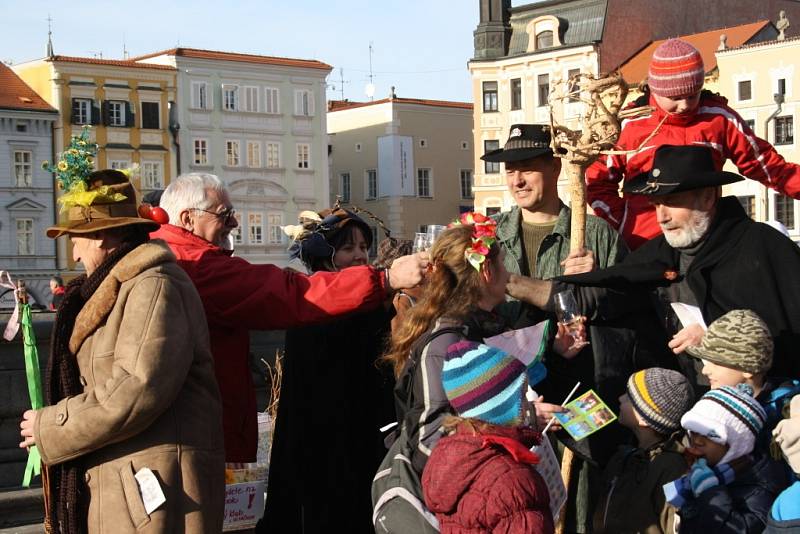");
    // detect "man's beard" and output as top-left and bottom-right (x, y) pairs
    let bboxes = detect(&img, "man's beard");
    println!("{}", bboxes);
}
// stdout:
(661, 209), (712, 249)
